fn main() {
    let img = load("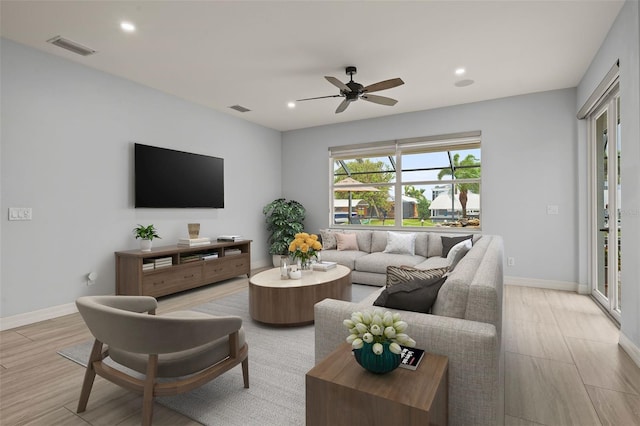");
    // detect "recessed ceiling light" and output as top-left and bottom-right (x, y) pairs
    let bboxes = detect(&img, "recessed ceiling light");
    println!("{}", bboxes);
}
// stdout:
(455, 68), (466, 76)
(287, 102), (296, 109)
(120, 21), (136, 32)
